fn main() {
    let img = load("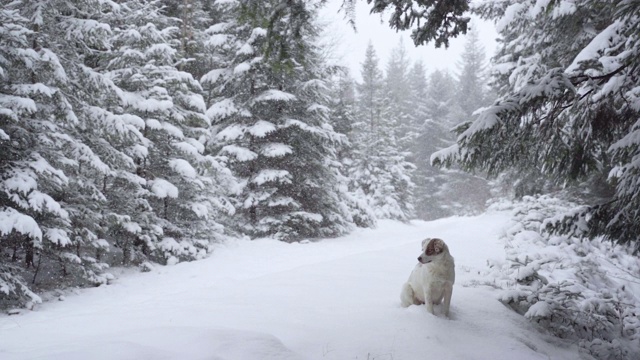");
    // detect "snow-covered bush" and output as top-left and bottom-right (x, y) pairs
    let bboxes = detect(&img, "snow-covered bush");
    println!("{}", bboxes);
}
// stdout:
(484, 195), (640, 360)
